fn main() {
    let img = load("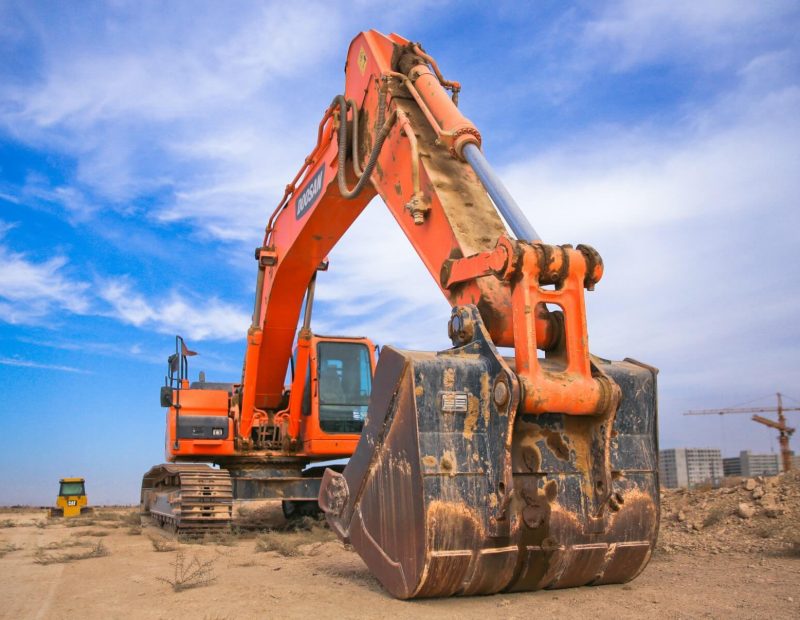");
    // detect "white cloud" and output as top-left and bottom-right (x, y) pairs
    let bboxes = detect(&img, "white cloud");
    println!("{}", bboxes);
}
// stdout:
(0, 222), (250, 341)
(0, 223), (90, 324)
(98, 278), (250, 342)
(7, 4), (340, 128)
(581, 0), (798, 71)
(0, 356), (90, 374)
(0, 2), (345, 213)
(502, 83), (800, 241)
(494, 48), (800, 455)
